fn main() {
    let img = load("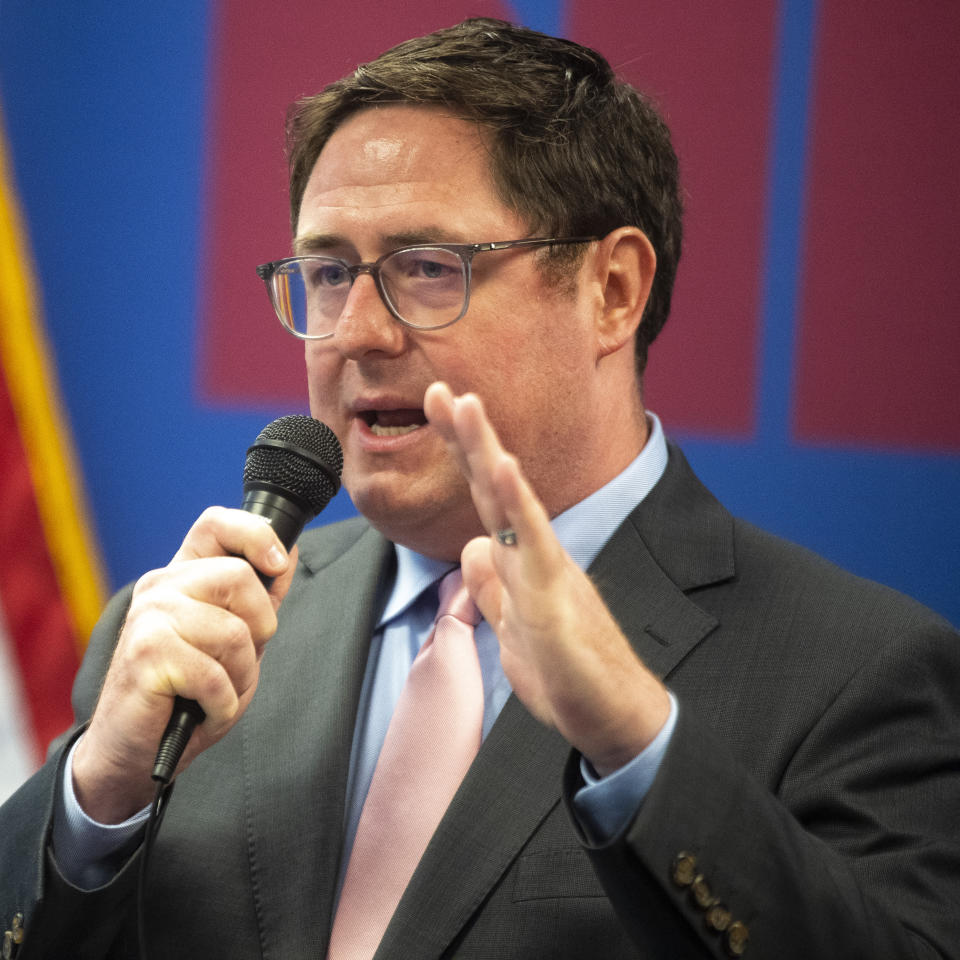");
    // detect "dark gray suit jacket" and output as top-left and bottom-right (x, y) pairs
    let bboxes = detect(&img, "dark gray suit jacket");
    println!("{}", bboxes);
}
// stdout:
(2, 445), (959, 958)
